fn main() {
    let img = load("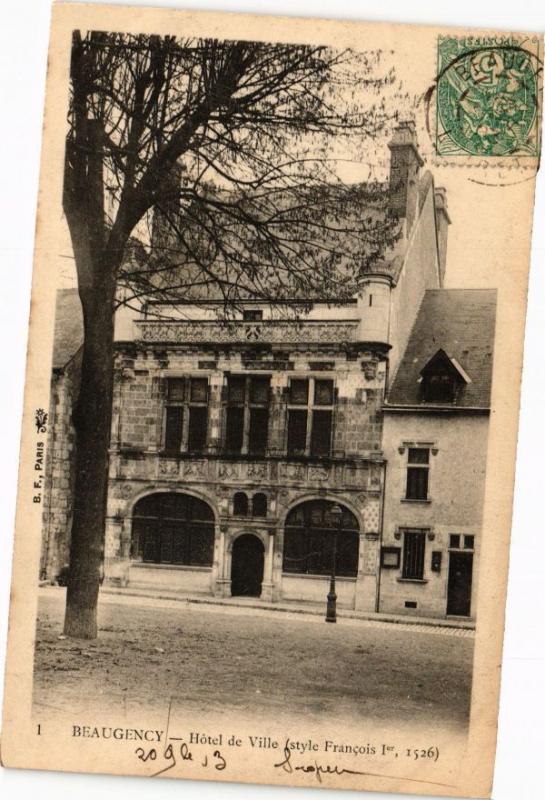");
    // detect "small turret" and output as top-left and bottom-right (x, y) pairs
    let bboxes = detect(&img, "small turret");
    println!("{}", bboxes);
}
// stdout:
(357, 276), (391, 346)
